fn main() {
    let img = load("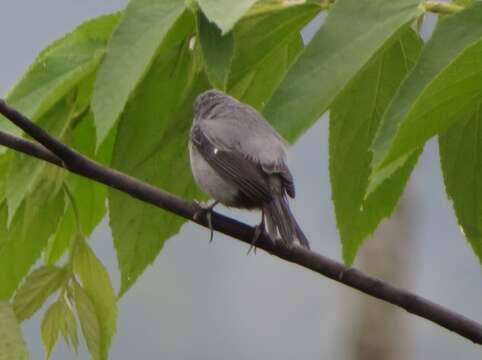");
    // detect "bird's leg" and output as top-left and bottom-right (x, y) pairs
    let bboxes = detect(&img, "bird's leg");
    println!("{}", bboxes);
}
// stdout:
(247, 210), (265, 255)
(193, 200), (219, 243)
